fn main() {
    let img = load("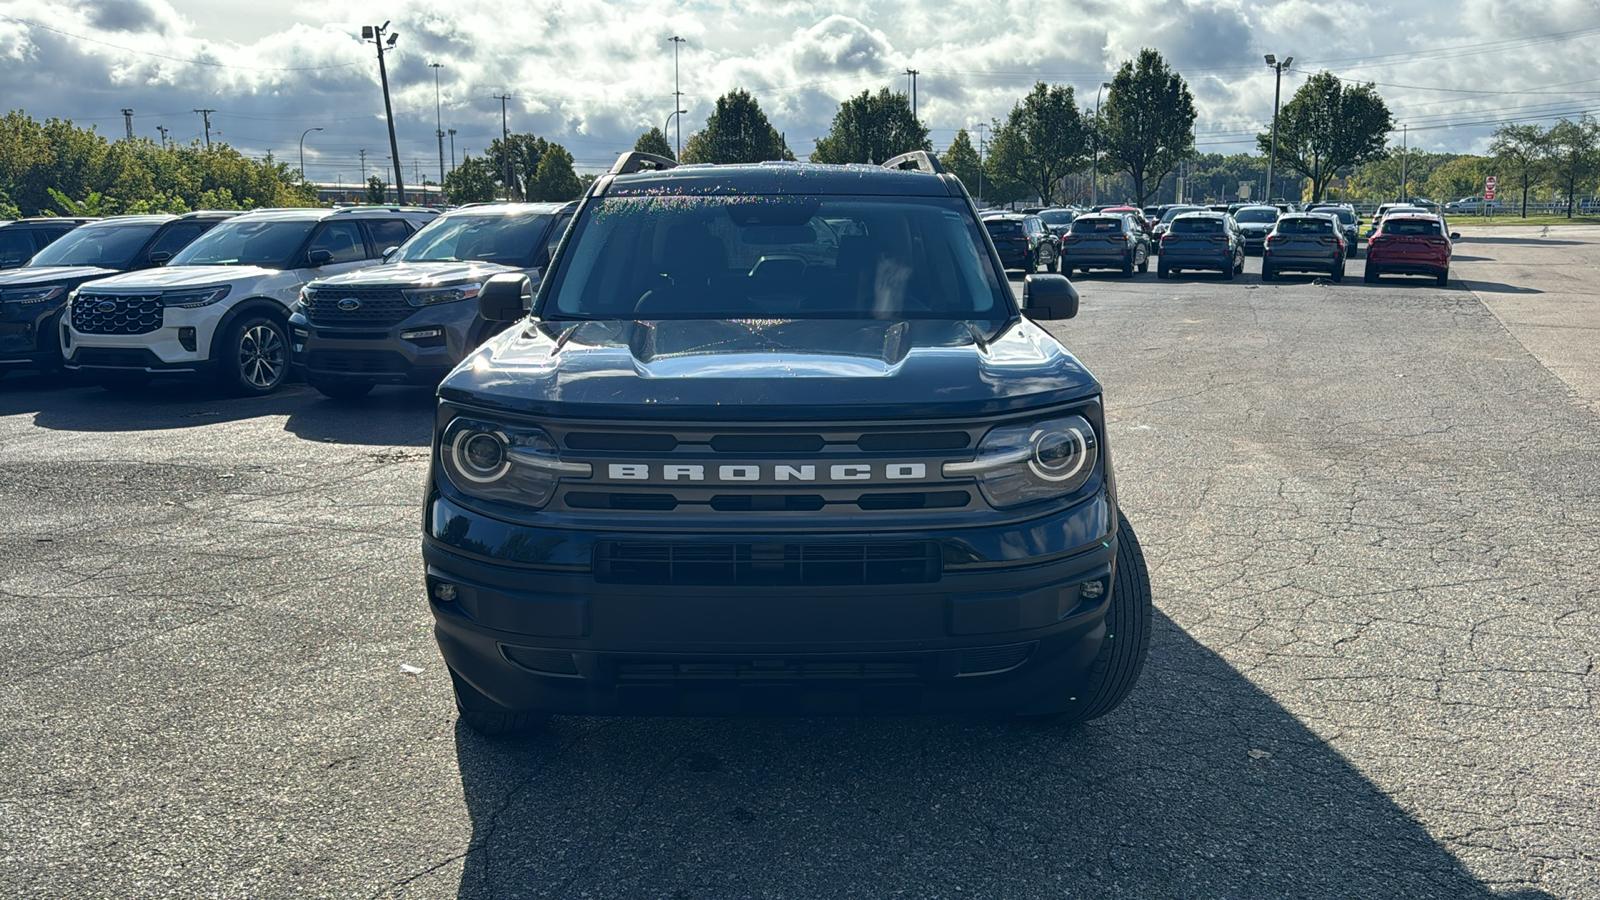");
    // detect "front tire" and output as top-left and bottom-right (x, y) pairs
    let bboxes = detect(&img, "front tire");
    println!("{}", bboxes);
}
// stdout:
(311, 380), (375, 401)
(224, 315), (289, 396)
